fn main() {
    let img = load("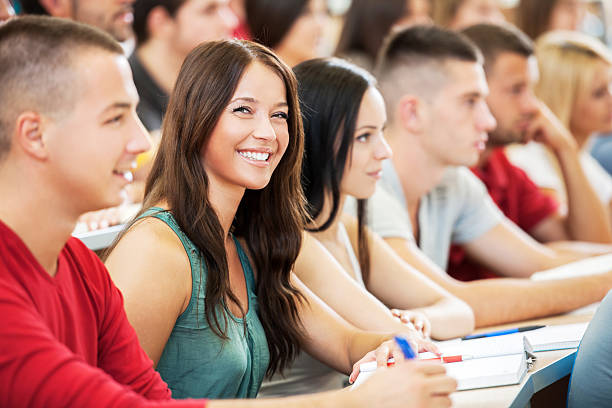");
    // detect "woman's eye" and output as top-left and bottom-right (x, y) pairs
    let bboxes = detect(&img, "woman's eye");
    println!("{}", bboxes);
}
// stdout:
(356, 133), (370, 143)
(272, 112), (289, 120)
(233, 106), (252, 114)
